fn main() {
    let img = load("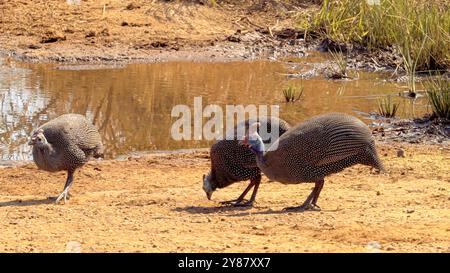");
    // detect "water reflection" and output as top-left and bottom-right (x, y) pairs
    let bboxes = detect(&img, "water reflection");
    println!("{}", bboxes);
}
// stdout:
(0, 56), (428, 161)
